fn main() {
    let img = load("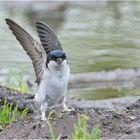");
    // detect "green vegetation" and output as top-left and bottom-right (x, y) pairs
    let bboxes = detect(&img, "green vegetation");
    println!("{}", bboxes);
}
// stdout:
(73, 114), (100, 139)
(21, 108), (29, 119)
(47, 121), (56, 140)
(47, 114), (100, 140)
(0, 99), (29, 130)
(5, 69), (29, 93)
(47, 111), (56, 139)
